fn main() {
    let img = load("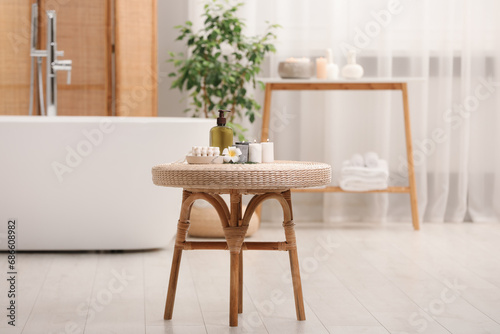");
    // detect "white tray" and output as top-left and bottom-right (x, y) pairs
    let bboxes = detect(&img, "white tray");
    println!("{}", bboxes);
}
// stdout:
(186, 155), (223, 164)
